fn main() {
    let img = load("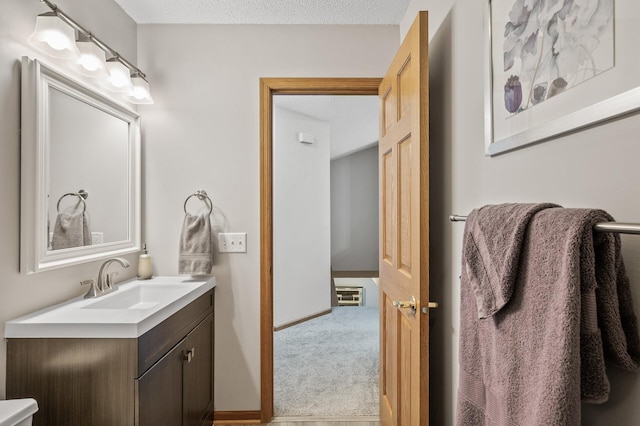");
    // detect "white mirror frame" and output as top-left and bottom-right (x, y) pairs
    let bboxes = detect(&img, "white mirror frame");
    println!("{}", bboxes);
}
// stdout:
(20, 57), (141, 274)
